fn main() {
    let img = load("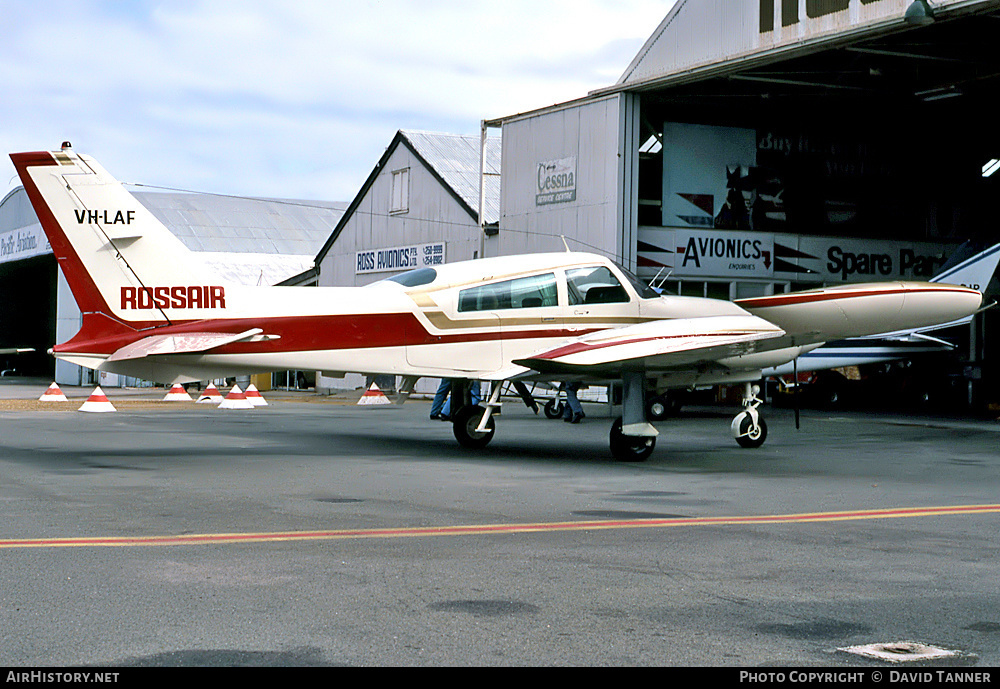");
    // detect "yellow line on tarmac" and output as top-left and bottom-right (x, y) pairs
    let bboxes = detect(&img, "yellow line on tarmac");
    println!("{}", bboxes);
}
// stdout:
(2, 504), (998, 550)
